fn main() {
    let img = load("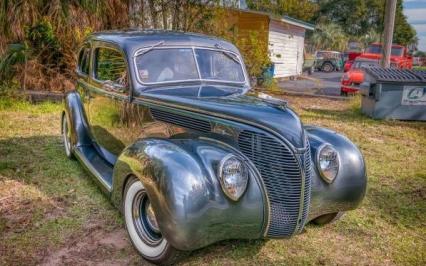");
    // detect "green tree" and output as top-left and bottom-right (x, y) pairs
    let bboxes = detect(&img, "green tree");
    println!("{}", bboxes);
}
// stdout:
(315, 0), (416, 46)
(310, 22), (348, 51)
(246, 0), (318, 22)
(393, 0), (417, 46)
